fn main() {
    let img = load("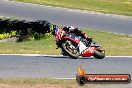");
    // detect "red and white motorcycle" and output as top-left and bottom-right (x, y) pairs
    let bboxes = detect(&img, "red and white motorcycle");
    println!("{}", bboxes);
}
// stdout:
(54, 26), (105, 59)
